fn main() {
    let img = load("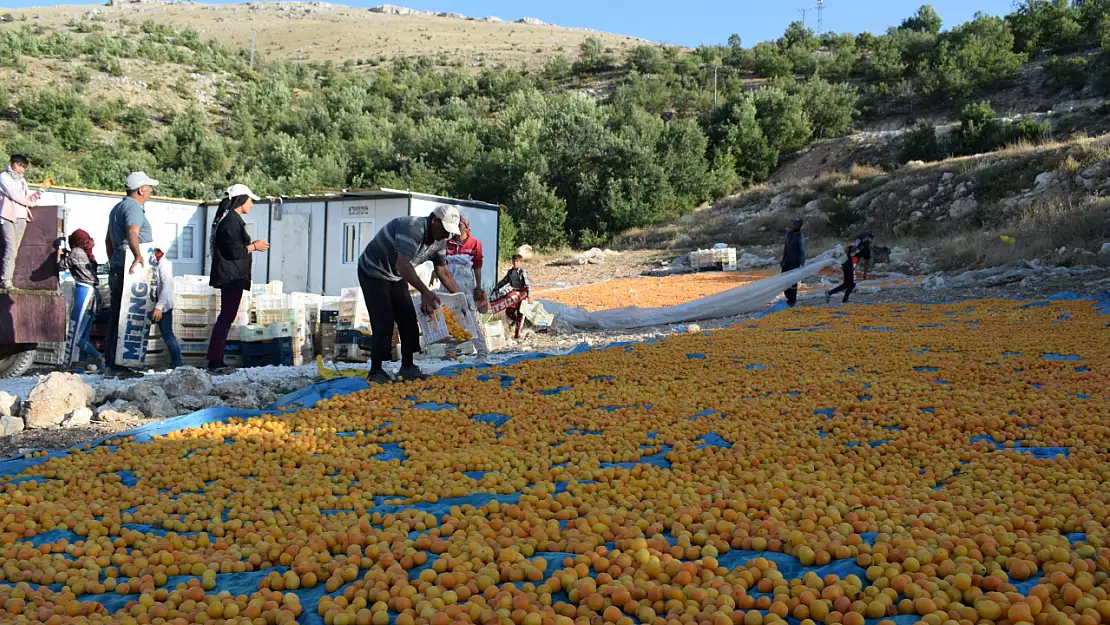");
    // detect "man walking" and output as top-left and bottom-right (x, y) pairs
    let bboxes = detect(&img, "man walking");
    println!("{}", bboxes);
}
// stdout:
(780, 217), (806, 307)
(104, 172), (157, 374)
(0, 155), (41, 290)
(357, 204), (464, 383)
